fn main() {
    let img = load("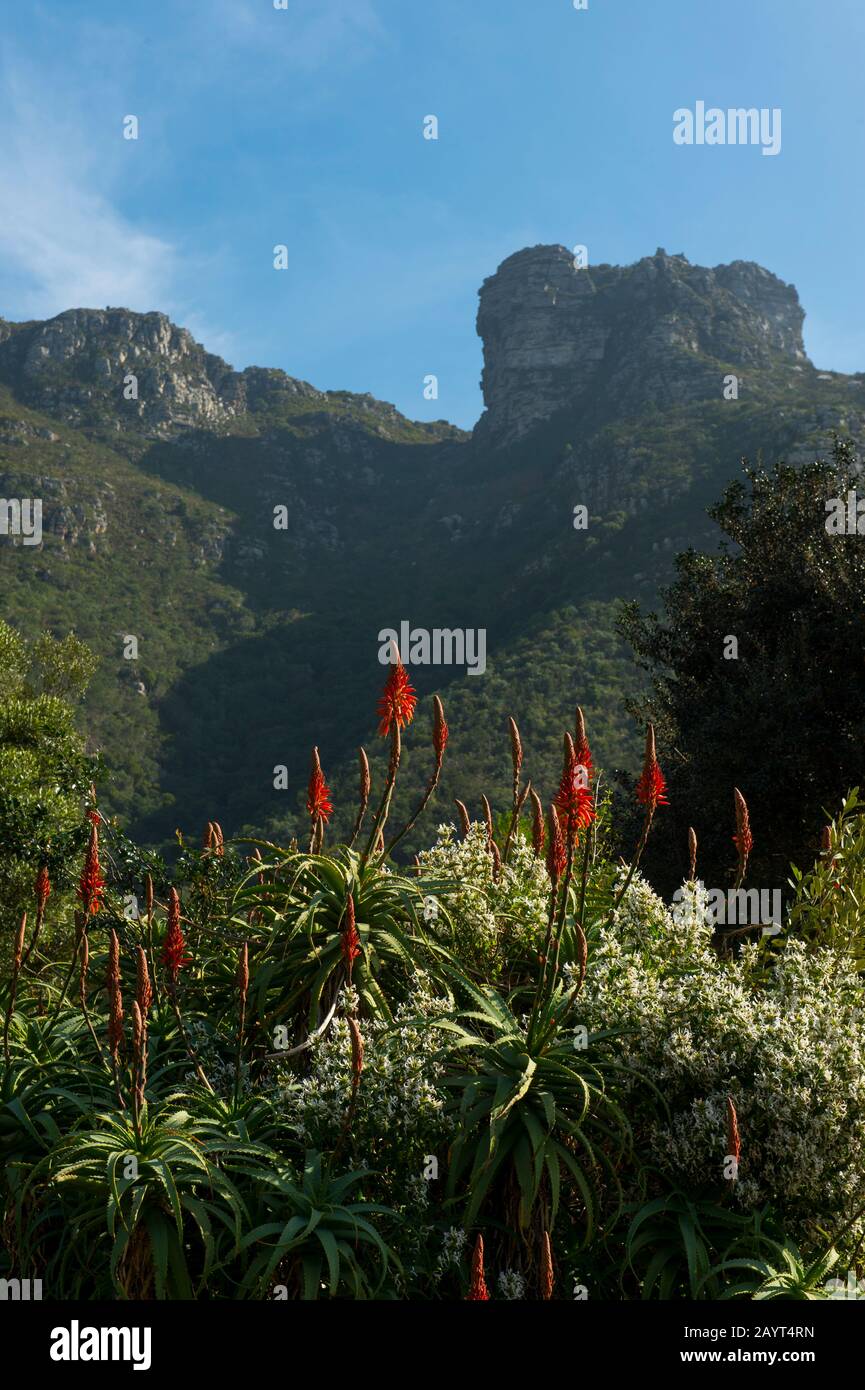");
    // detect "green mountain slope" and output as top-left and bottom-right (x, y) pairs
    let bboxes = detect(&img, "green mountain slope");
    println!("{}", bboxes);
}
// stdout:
(1, 247), (862, 854)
